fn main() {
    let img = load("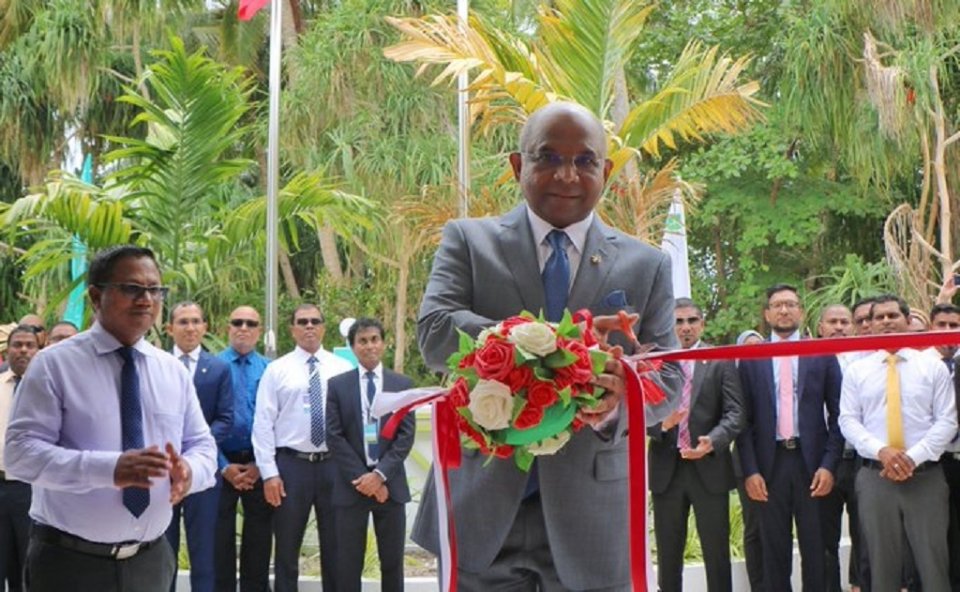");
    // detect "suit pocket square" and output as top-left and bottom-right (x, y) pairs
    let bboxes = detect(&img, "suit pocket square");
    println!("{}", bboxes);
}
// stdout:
(601, 289), (629, 308)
